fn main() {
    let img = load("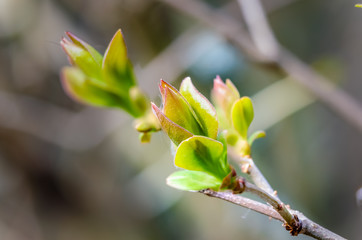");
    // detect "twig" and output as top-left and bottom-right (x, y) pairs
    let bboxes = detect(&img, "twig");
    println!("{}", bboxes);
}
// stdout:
(236, 179), (300, 235)
(245, 181), (303, 236)
(200, 189), (283, 221)
(158, 0), (362, 133)
(200, 189), (346, 240)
